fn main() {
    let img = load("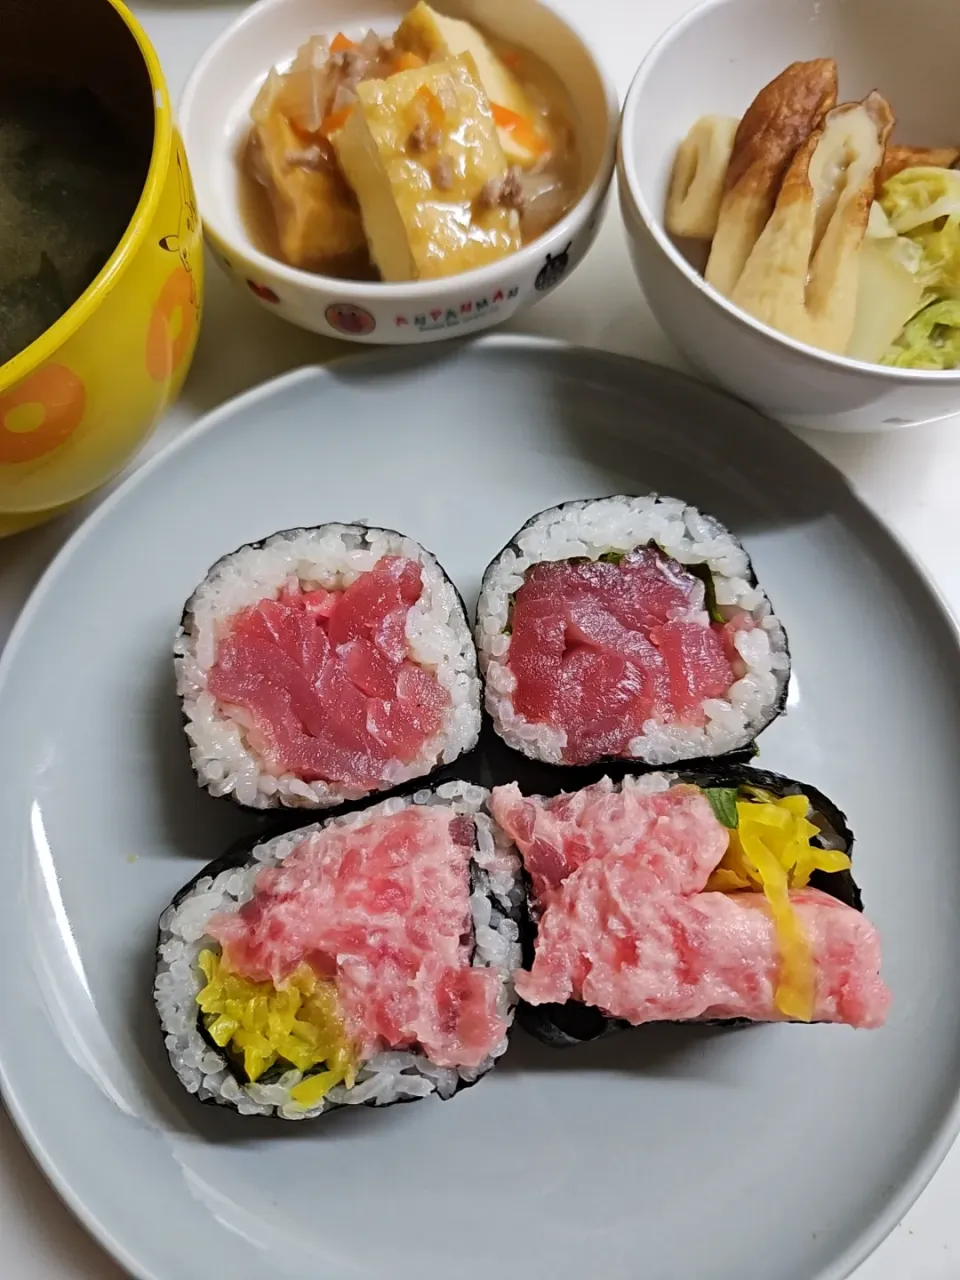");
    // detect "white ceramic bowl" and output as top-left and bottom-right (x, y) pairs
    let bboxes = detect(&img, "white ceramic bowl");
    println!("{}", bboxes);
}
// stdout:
(618, 0), (960, 432)
(180, 0), (617, 344)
